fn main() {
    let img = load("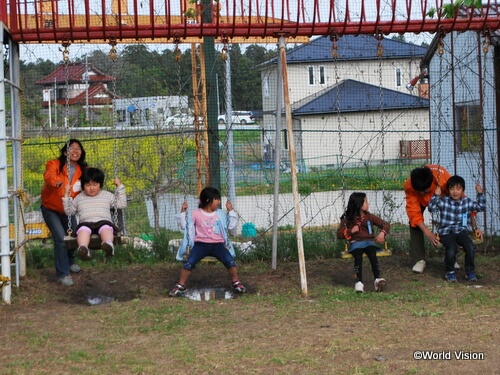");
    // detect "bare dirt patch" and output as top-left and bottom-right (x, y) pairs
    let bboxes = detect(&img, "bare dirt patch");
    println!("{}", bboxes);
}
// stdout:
(2, 249), (500, 374)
